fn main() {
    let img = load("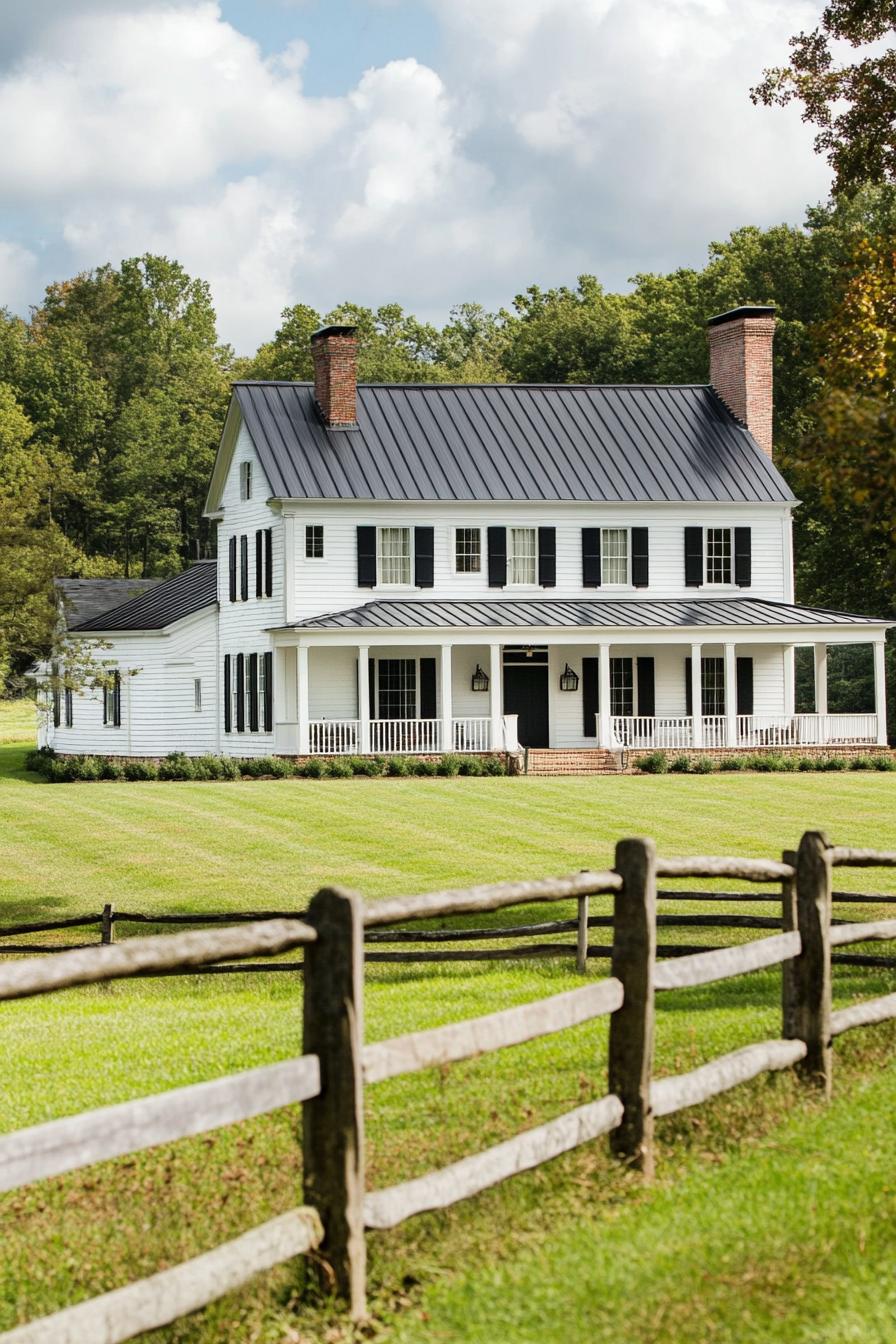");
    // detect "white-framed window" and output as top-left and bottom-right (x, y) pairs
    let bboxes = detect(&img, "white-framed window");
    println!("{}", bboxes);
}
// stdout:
(245, 658), (255, 730)
(306, 524), (324, 559)
(239, 461), (252, 501)
(454, 527), (481, 574)
(601, 528), (629, 585)
(508, 527), (537, 585)
(259, 655), (267, 718)
(610, 657), (634, 716)
(103, 684), (116, 724)
(705, 528), (732, 585)
(701, 657), (726, 716)
(194, 678), (202, 712)
(378, 527), (411, 585)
